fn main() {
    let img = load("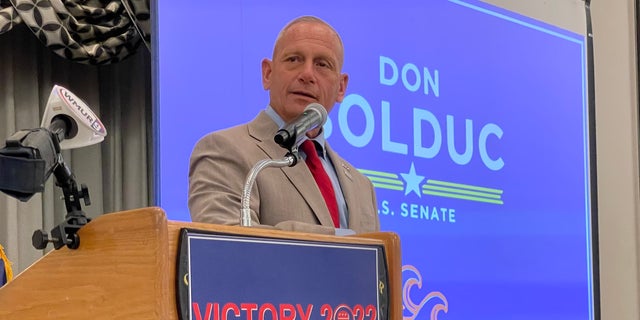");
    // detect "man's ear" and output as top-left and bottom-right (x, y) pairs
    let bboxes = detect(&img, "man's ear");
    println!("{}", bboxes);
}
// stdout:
(335, 73), (349, 102)
(261, 58), (273, 90)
